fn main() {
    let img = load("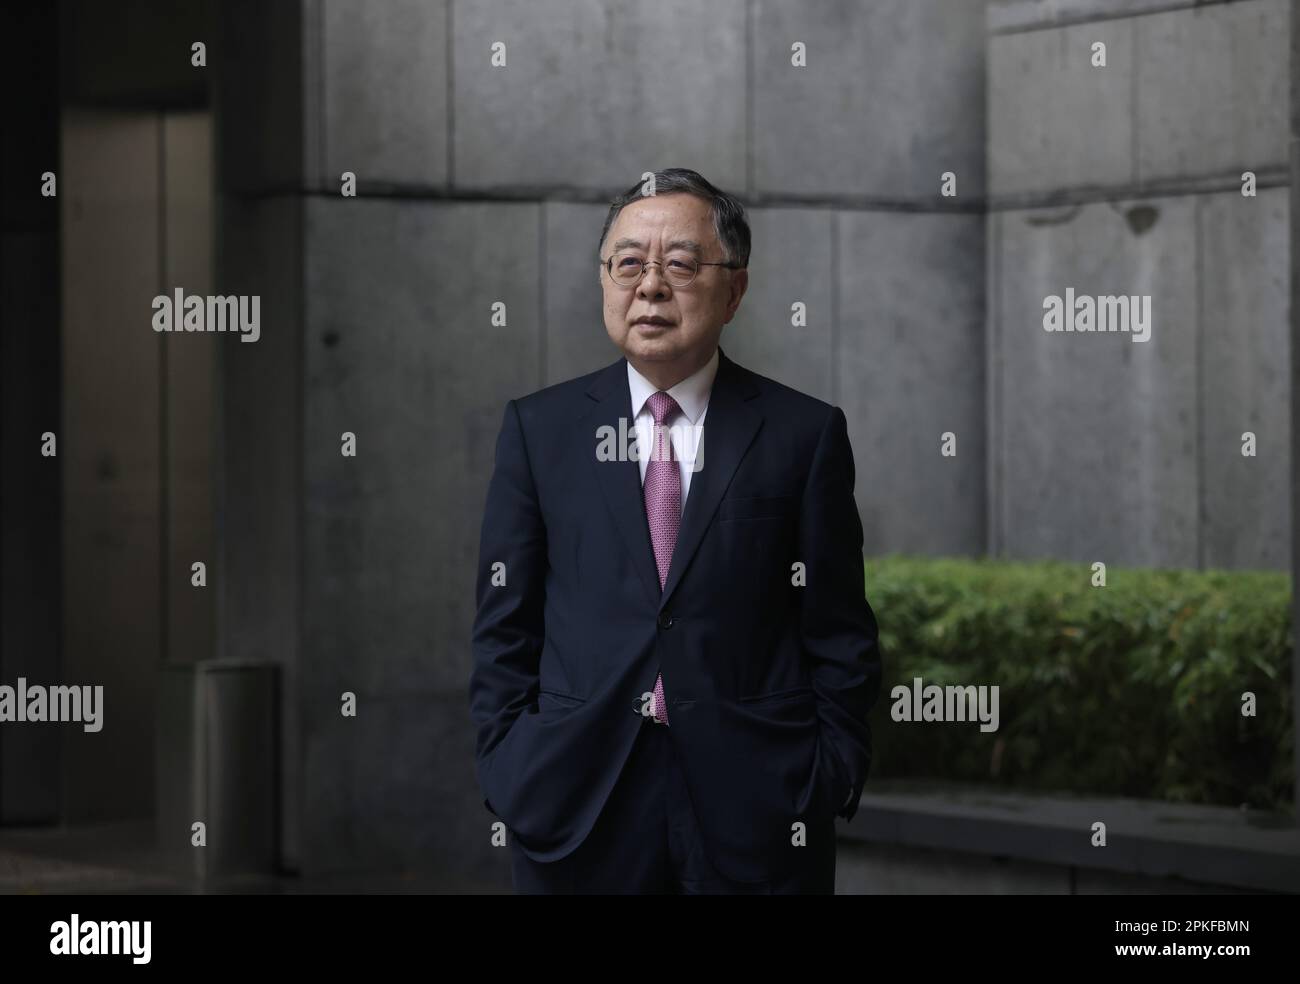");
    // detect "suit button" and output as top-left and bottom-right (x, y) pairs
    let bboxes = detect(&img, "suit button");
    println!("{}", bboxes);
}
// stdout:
(657, 612), (674, 629)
